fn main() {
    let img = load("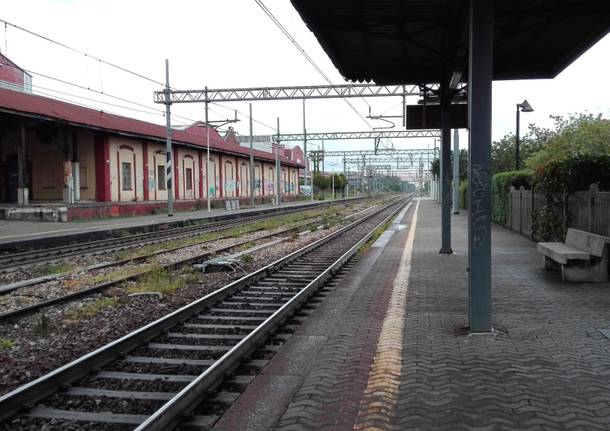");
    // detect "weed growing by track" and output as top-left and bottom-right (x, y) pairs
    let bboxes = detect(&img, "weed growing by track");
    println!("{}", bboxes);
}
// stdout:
(66, 297), (119, 320)
(0, 338), (13, 350)
(112, 207), (335, 261)
(127, 266), (199, 296)
(32, 313), (51, 336)
(358, 219), (393, 256)
(31, 263), (72, 277)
